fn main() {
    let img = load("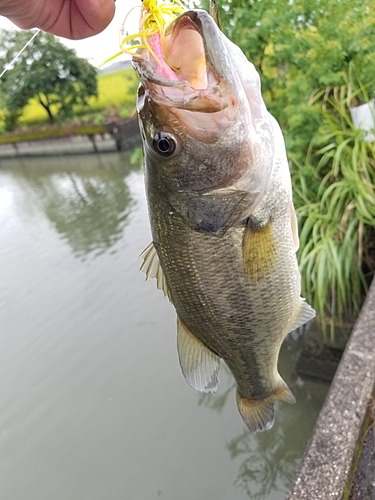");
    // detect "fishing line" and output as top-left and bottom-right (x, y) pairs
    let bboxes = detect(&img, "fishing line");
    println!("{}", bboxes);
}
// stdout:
(0, 28), (41, 79)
